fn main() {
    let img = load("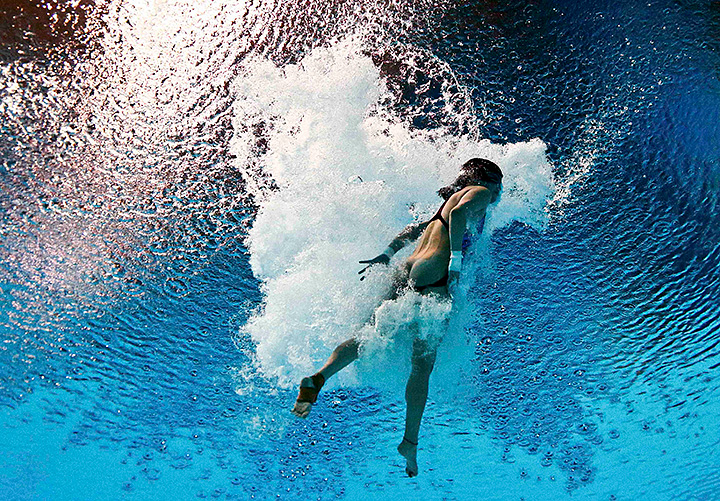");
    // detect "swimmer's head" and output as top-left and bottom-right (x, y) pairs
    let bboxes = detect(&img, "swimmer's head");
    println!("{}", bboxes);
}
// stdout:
(437, 158), (503, 201)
